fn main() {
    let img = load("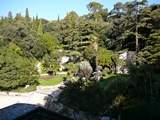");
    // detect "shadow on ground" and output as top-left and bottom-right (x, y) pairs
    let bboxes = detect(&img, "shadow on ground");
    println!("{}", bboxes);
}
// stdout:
(0, 103), (72, 120)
